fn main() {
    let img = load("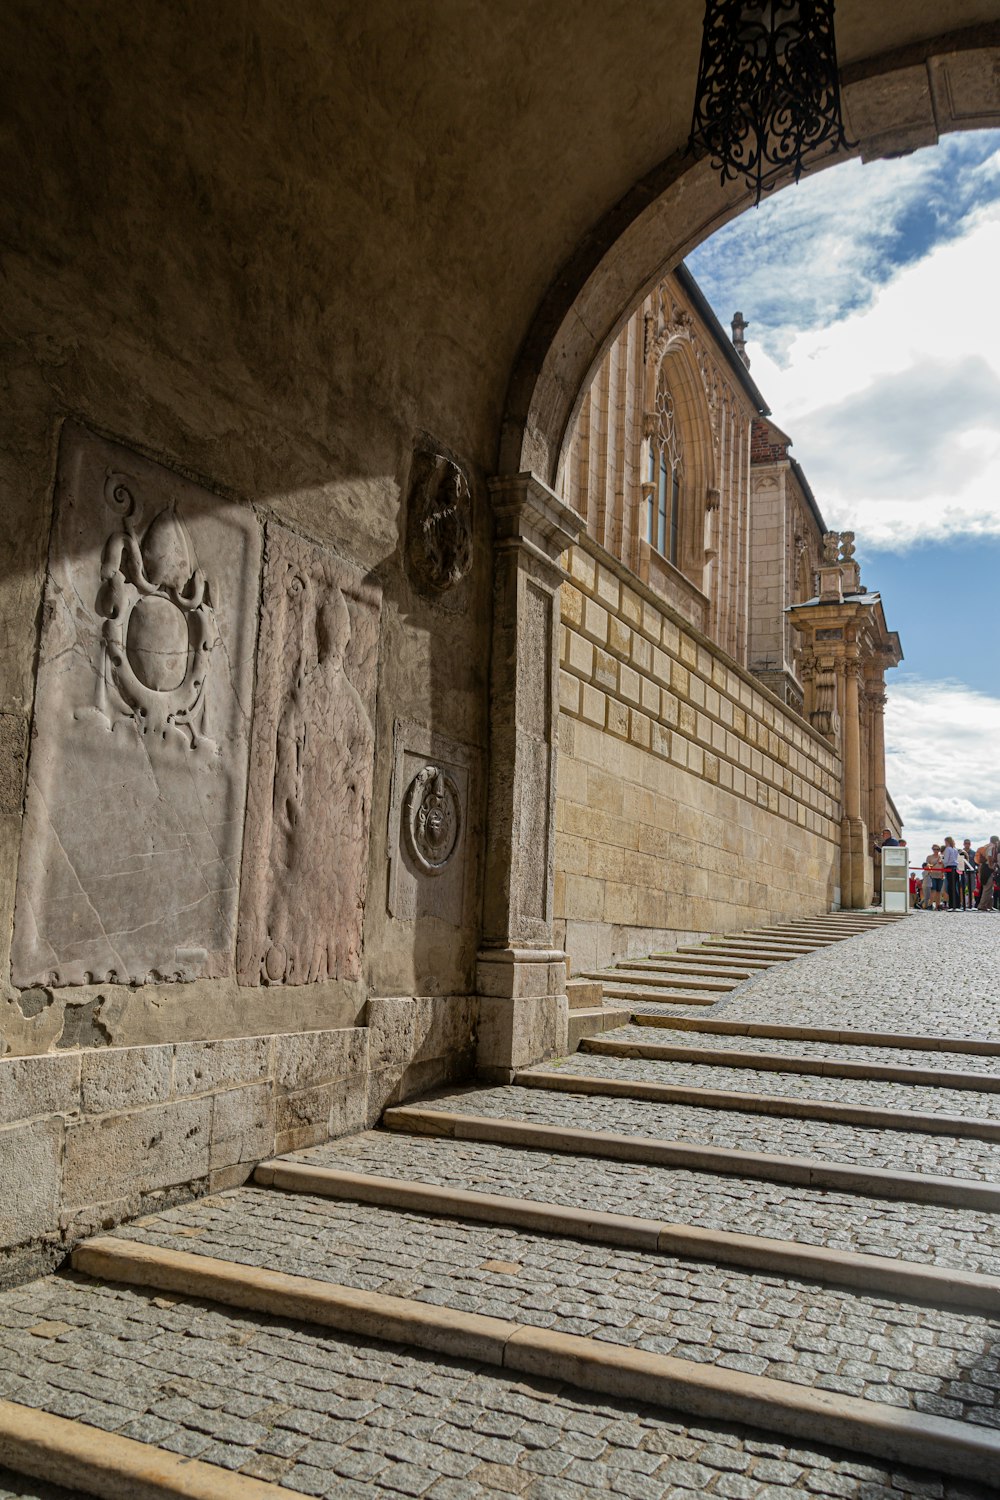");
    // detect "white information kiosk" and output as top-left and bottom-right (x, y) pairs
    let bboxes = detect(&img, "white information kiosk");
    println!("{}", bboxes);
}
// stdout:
(880, 845), (909, 914)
